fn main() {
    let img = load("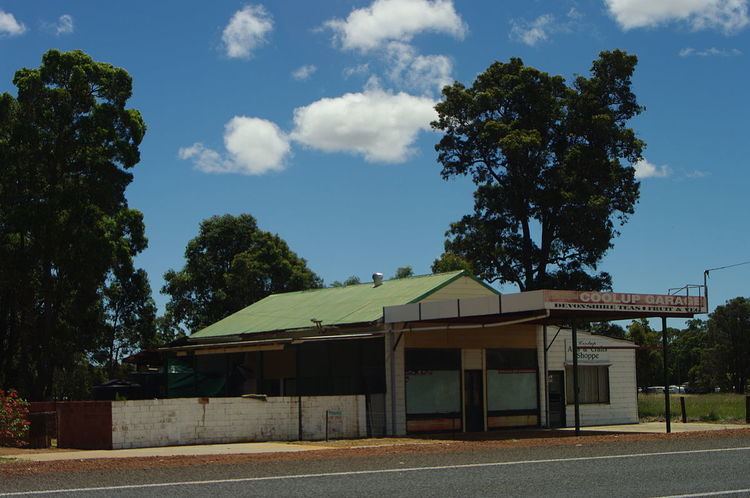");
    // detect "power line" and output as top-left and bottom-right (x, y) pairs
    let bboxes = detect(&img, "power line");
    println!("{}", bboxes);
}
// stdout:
(705, 260), (750, 275)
